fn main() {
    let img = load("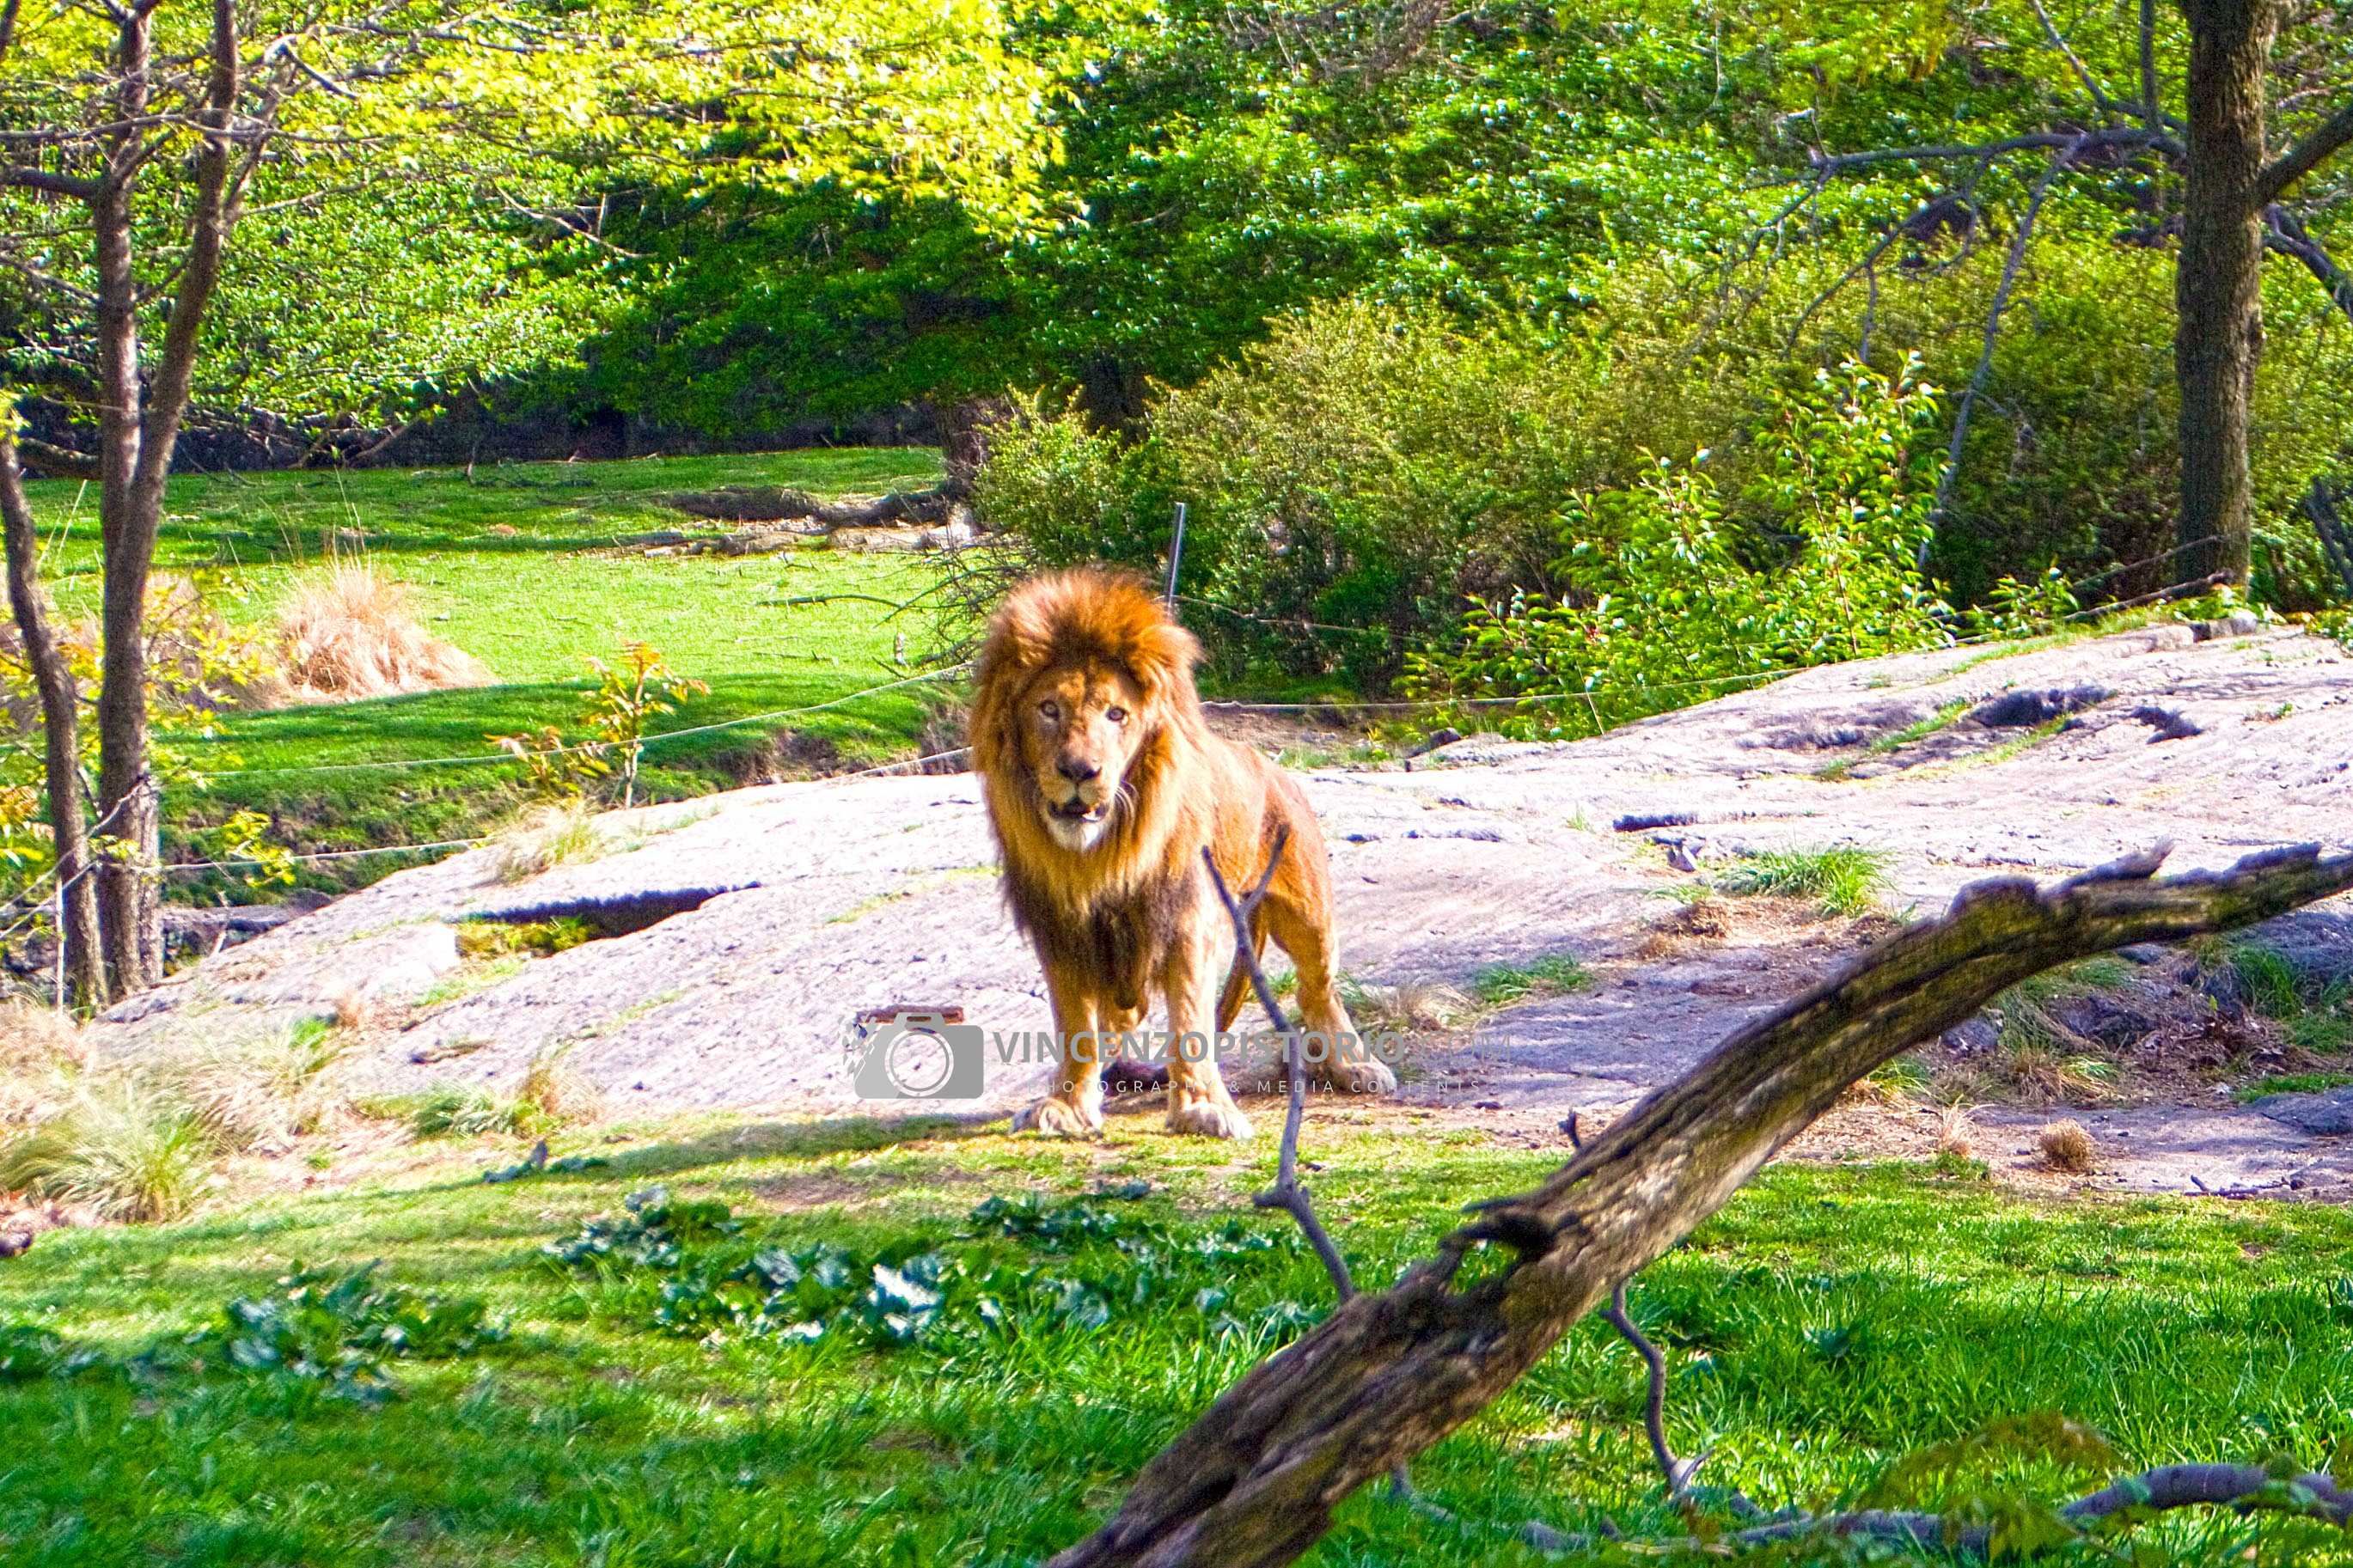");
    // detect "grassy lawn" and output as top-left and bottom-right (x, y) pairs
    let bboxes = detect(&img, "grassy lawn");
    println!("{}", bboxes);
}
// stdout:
(17, 452), (953, 894)
(4, 1117), (2351, 1565)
